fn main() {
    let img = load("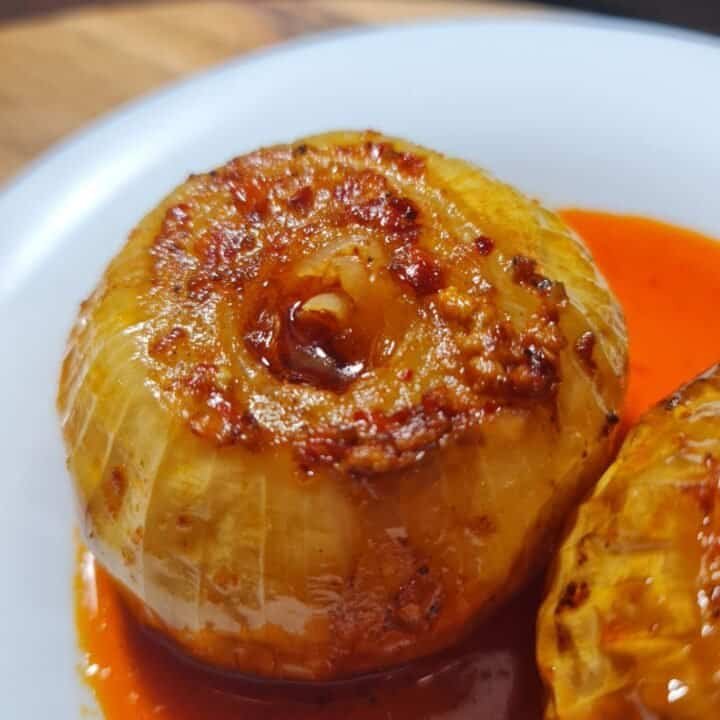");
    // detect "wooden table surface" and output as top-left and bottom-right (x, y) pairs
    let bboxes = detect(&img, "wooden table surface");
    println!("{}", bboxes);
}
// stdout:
(0, 0), (539, 185)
